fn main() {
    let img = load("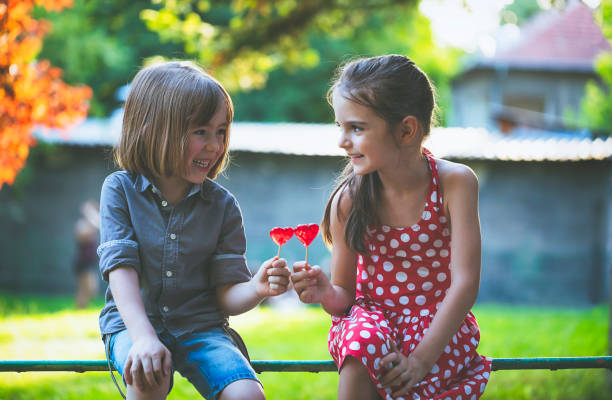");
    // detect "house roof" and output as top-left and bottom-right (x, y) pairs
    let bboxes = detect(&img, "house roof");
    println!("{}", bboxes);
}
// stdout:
(463, 1), (611, 73)
(34, 117), (612, 162)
